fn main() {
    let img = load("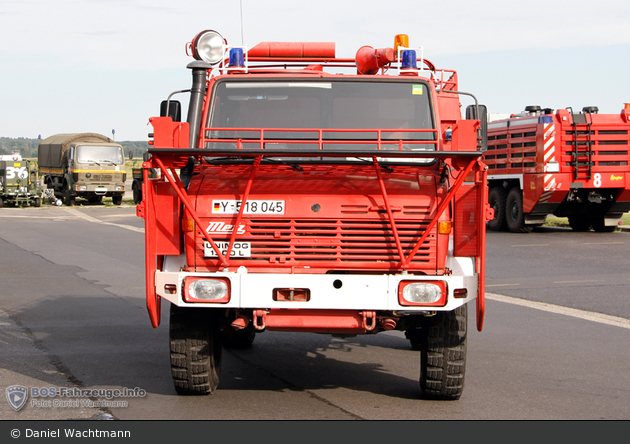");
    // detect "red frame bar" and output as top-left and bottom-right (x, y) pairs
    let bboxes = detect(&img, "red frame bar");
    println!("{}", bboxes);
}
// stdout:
(143, 149), (487, 329)
(202, 127), (439, 151)
(152, 156), (229, 267)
